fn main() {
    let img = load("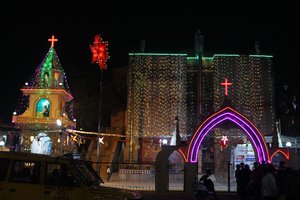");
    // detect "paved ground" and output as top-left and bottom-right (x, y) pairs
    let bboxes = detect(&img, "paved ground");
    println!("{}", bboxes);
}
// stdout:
(141, 191), (240, 200)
